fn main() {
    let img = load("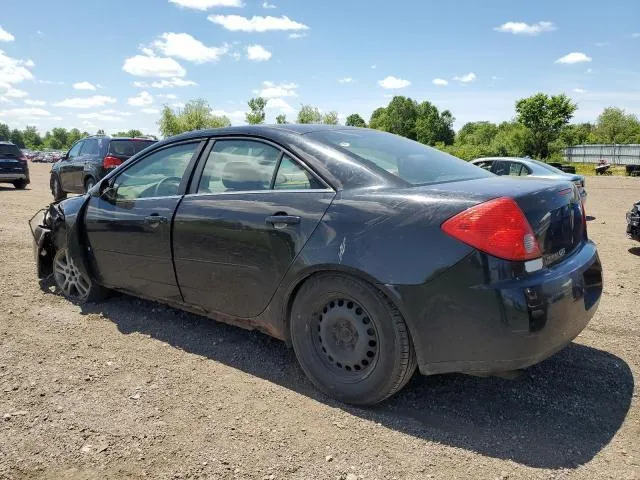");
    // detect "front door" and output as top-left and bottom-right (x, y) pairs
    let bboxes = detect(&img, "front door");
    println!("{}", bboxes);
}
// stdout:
(173, 139), (334, 318)
(84, 141), (203, 302)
